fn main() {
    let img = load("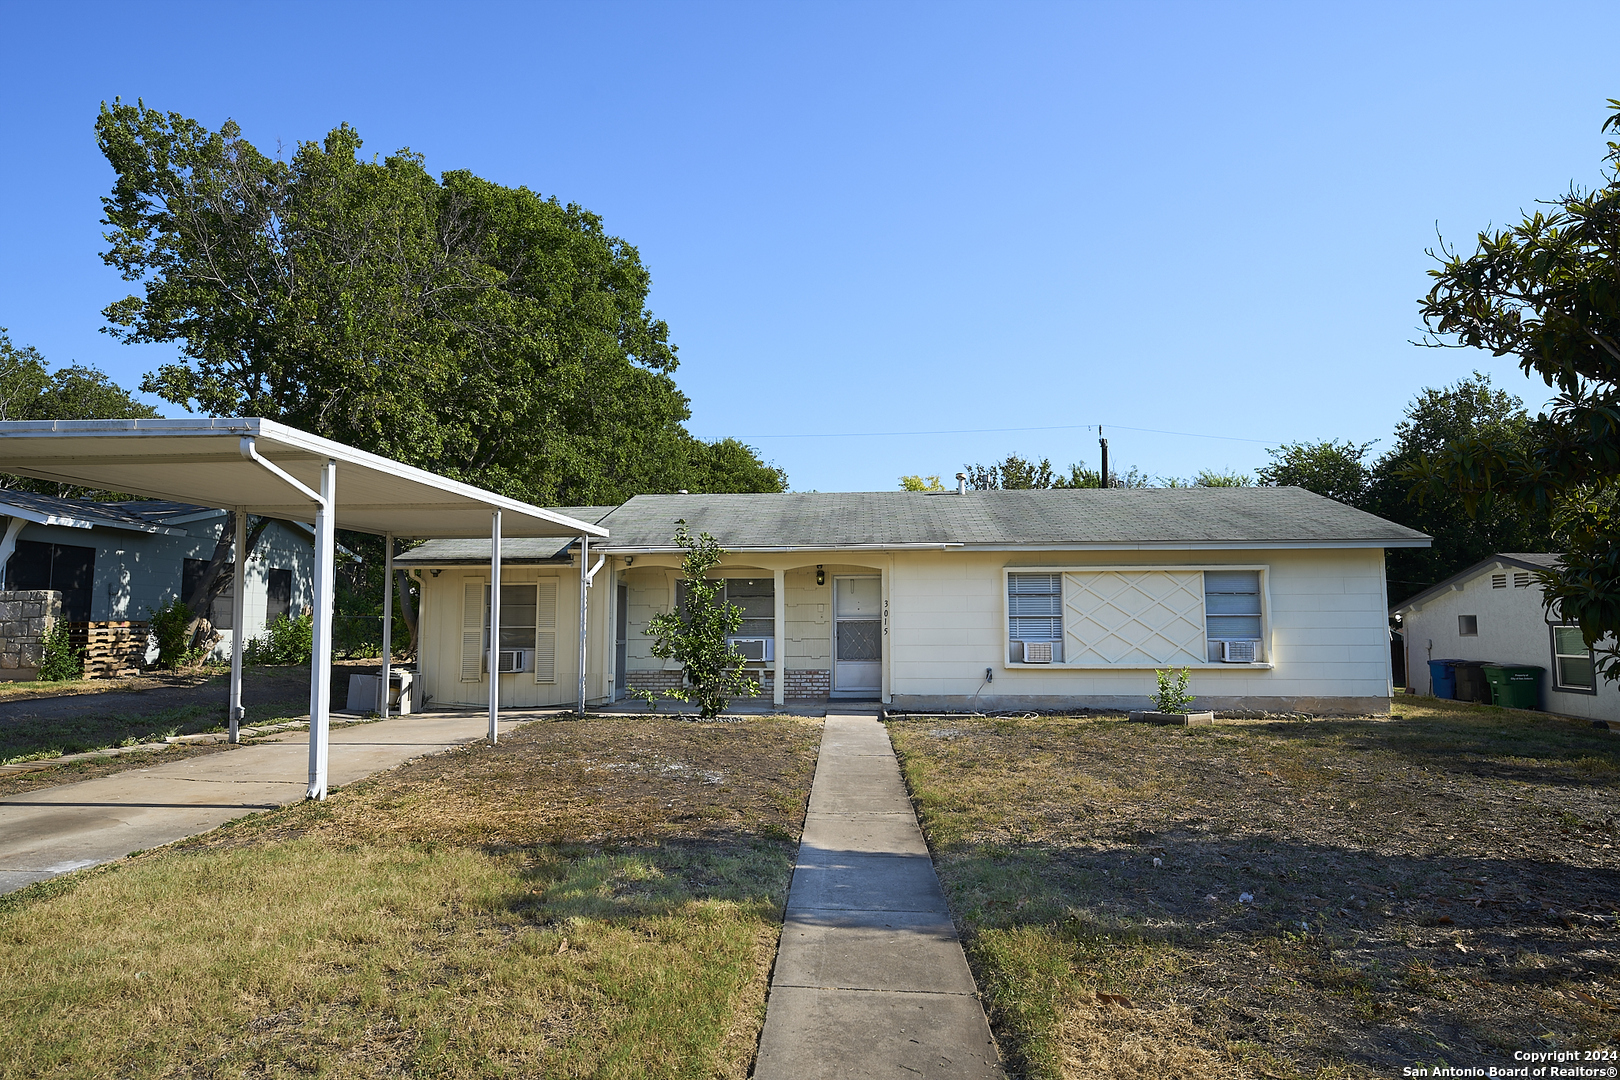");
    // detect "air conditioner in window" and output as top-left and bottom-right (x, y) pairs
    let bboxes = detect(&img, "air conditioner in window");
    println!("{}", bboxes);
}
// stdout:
(497, 648), (531, 673)
(1020, 641), (1054, 664)
(727, 636), (773, 662)
(1220, 640), (1260, 663)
